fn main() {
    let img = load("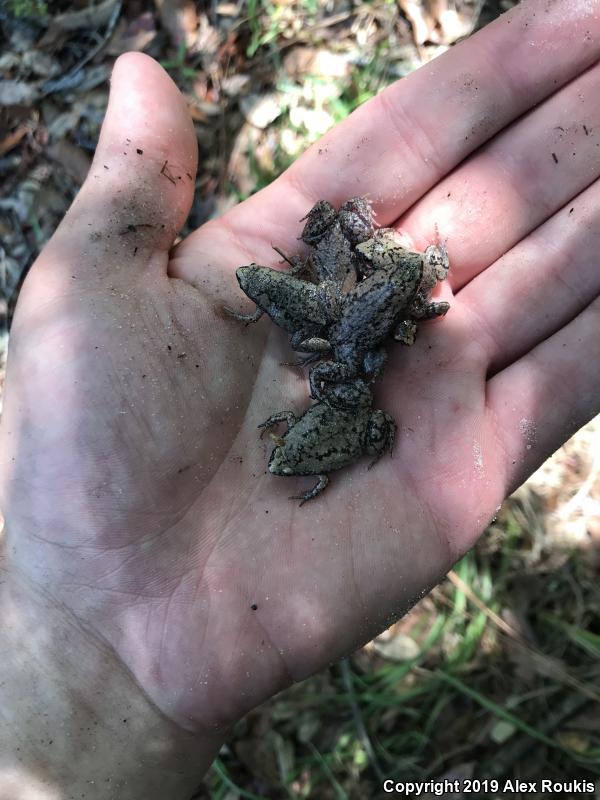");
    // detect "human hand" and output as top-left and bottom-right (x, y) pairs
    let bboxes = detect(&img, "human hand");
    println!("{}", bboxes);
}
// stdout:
(1, 0), (598, 770)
